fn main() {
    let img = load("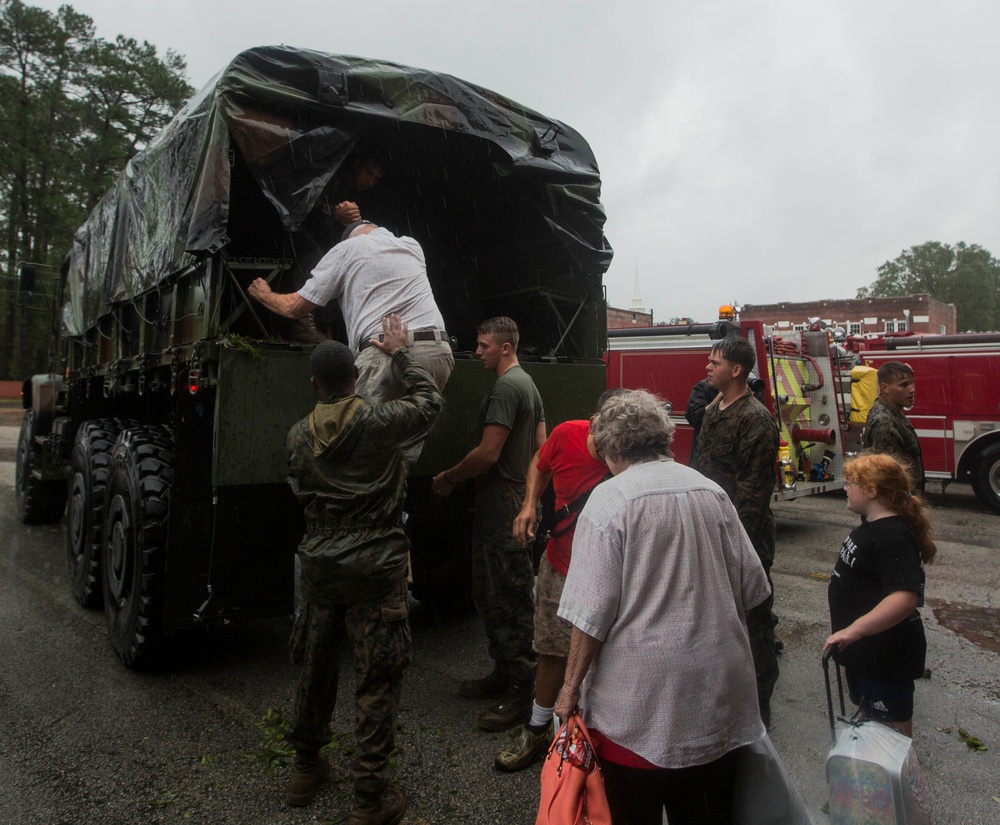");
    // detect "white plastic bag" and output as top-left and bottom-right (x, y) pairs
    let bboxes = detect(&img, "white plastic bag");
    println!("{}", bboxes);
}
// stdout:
(827, 718), (931, 825)
(733, 734), (815, 825)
